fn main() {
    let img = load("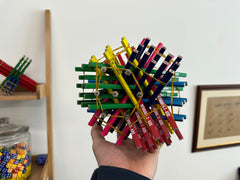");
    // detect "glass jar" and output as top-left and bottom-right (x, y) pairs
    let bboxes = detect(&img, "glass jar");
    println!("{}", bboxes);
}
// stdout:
(0, 117), (31, 179)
